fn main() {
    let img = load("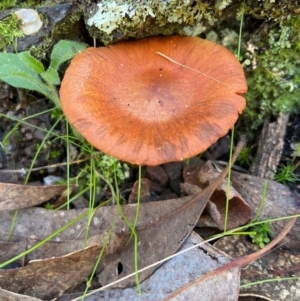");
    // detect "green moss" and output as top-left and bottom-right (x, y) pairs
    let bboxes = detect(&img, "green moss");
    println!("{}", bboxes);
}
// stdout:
(0, 0), (42, 11)
(20, 0), (42, 8)
(0, 13), (24, 50)
(0, 0), (17, 10)
(51, 9), (82, 39)
(28, 38), (52, 61)
(243, 16), (300, 129)
(244, 0), (300, 20)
